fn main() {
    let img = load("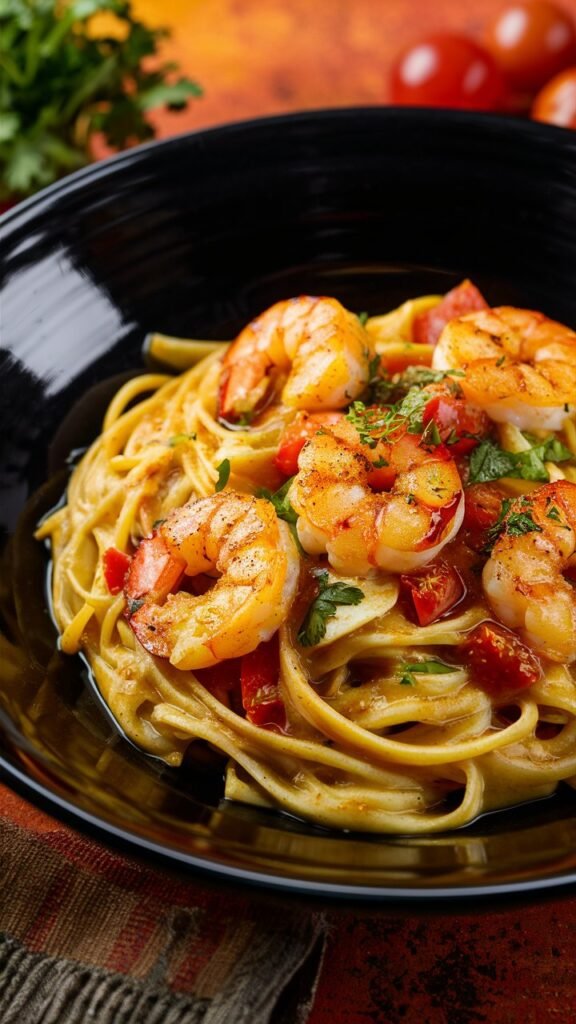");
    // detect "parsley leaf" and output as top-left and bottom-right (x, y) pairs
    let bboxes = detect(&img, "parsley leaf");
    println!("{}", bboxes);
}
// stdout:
(0, 1), (202, 202)
(398, 658), (455, 686)
(297, 571), (364, 647)
(215, 459), (231, 492)
(357, 311), (370, 326)
(469, 438), (572, 484)
(257, 478), (298, 524)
